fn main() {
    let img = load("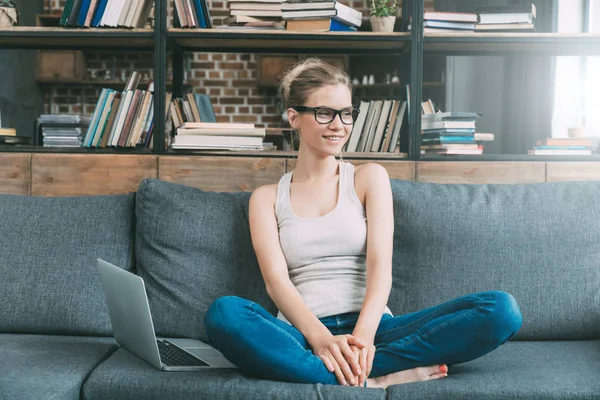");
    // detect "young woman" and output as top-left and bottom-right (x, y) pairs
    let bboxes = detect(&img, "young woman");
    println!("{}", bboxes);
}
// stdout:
(204, 58), (523, 389)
